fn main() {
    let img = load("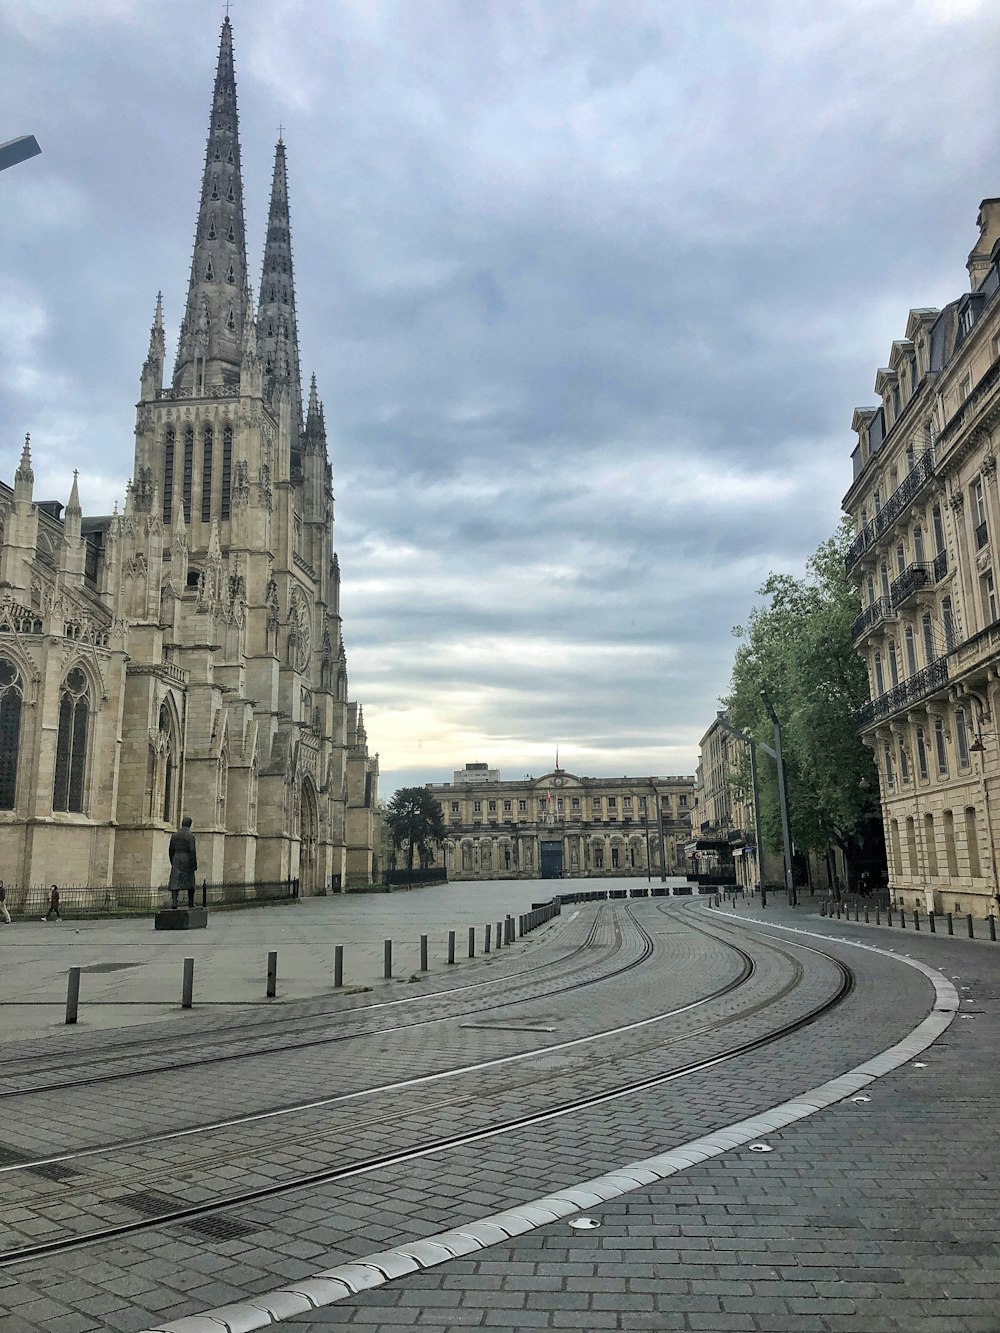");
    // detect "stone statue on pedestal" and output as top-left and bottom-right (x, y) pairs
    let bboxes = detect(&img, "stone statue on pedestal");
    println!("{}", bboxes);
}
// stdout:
(168, 816), (198, 910)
